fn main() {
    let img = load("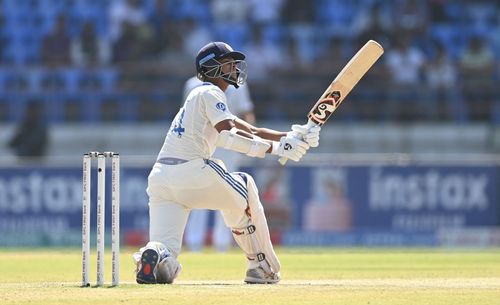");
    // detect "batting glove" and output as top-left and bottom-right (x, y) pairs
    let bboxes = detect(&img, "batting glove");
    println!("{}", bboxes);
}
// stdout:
(271, 135), (310, 162)
(289, 124), (321, 148)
